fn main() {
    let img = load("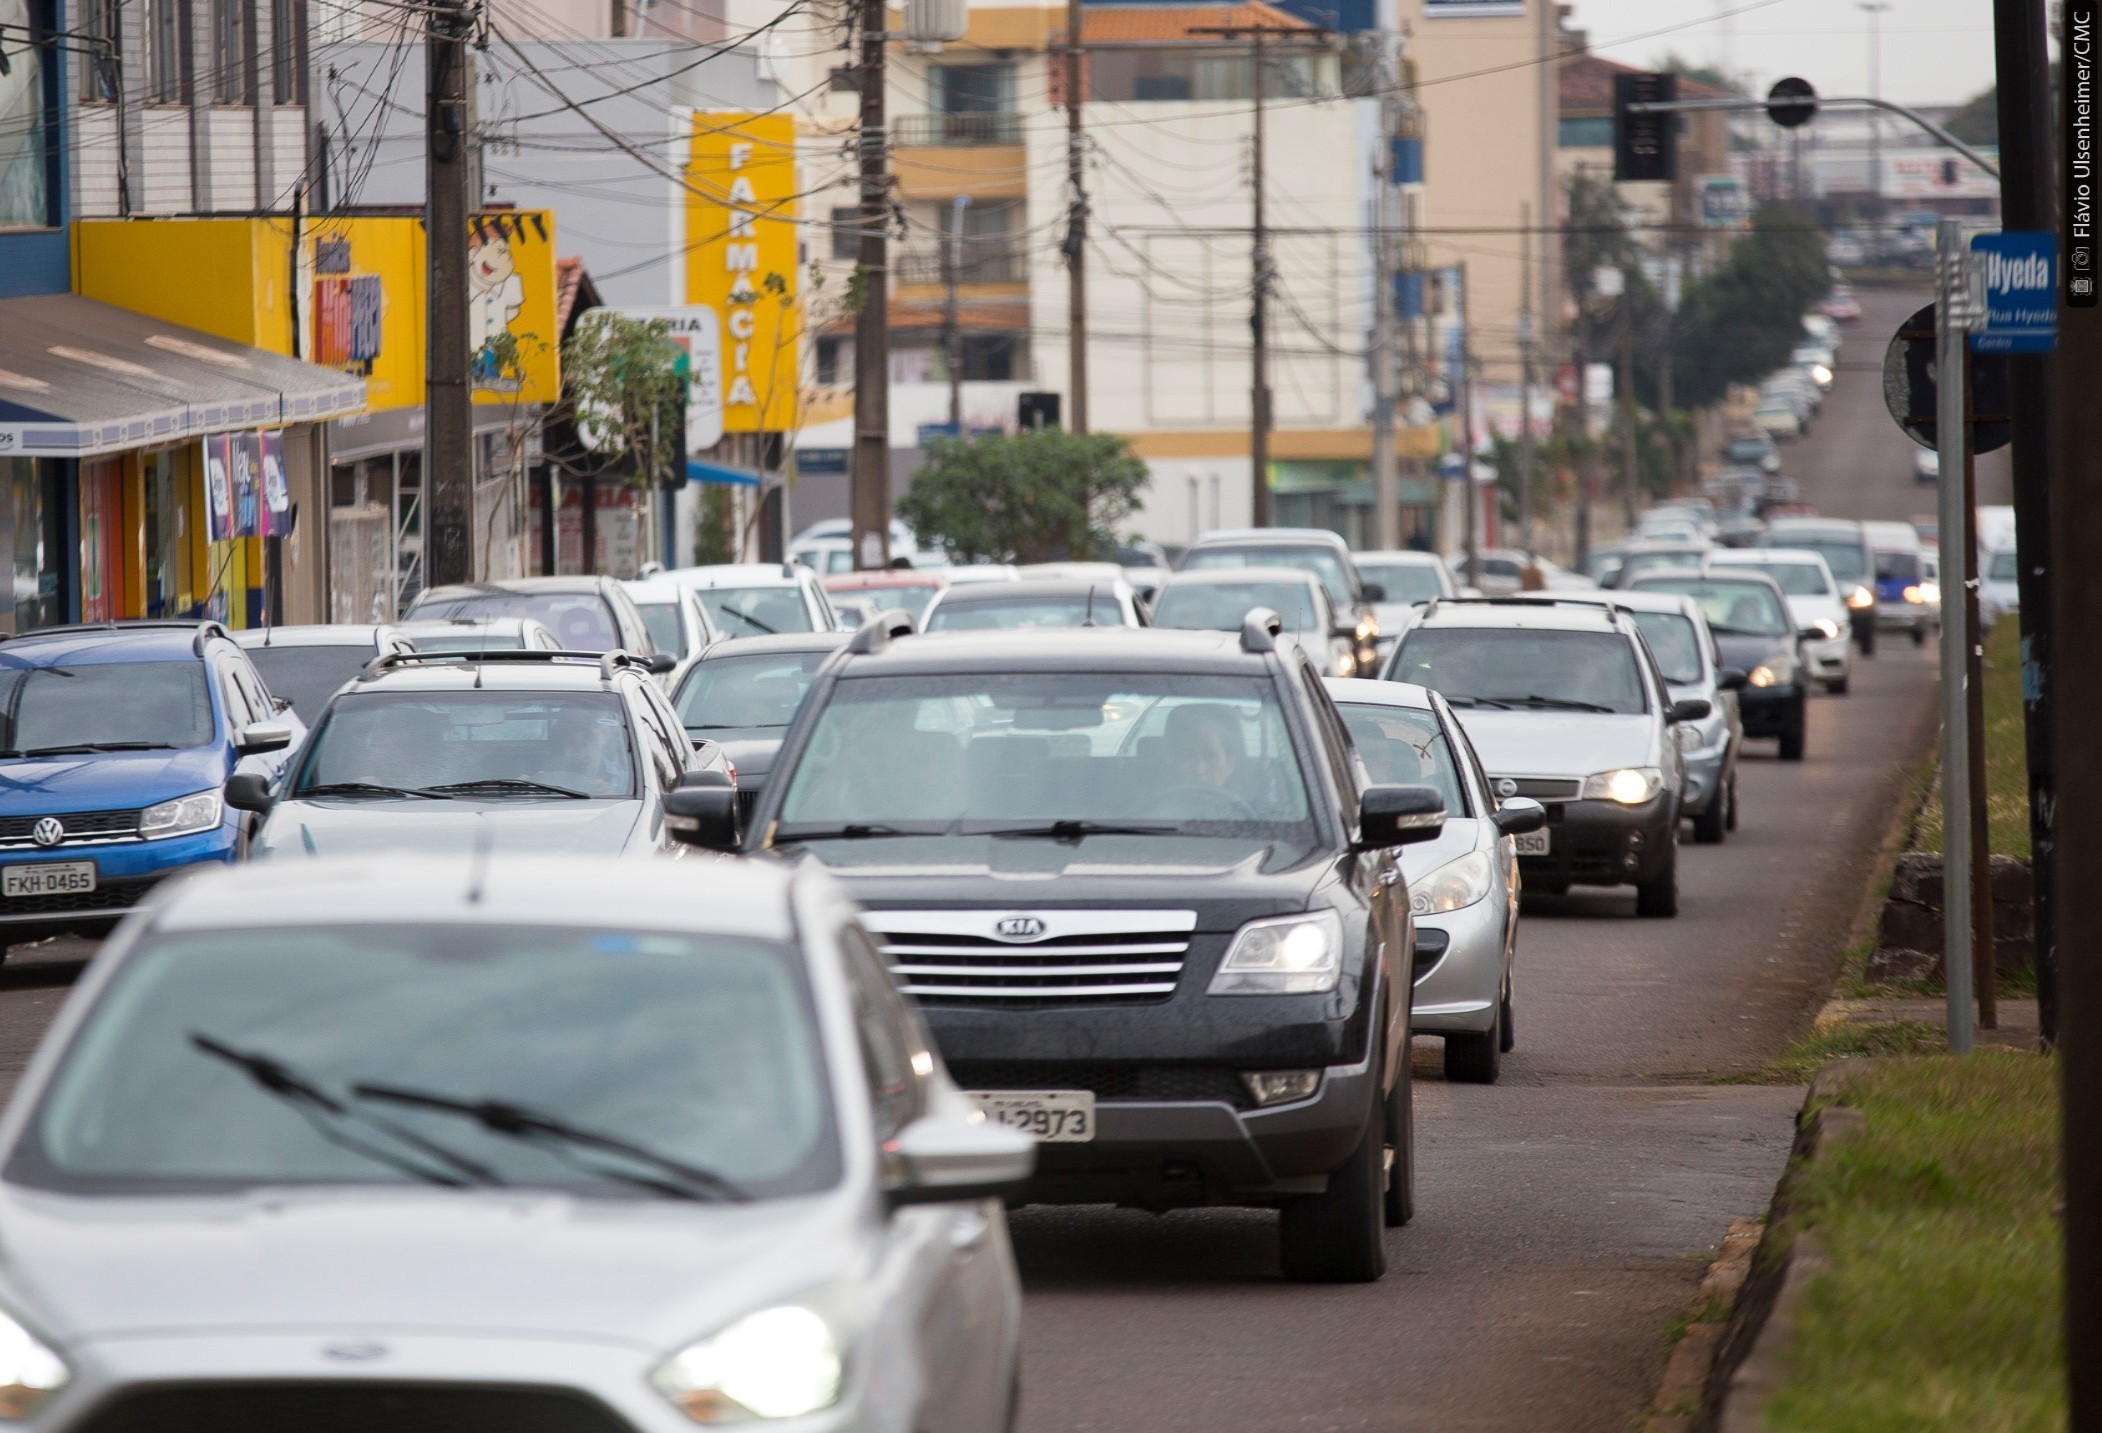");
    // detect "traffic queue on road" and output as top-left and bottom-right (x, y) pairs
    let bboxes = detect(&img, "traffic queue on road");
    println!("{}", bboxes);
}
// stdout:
(0, 497), (1913, 1430)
